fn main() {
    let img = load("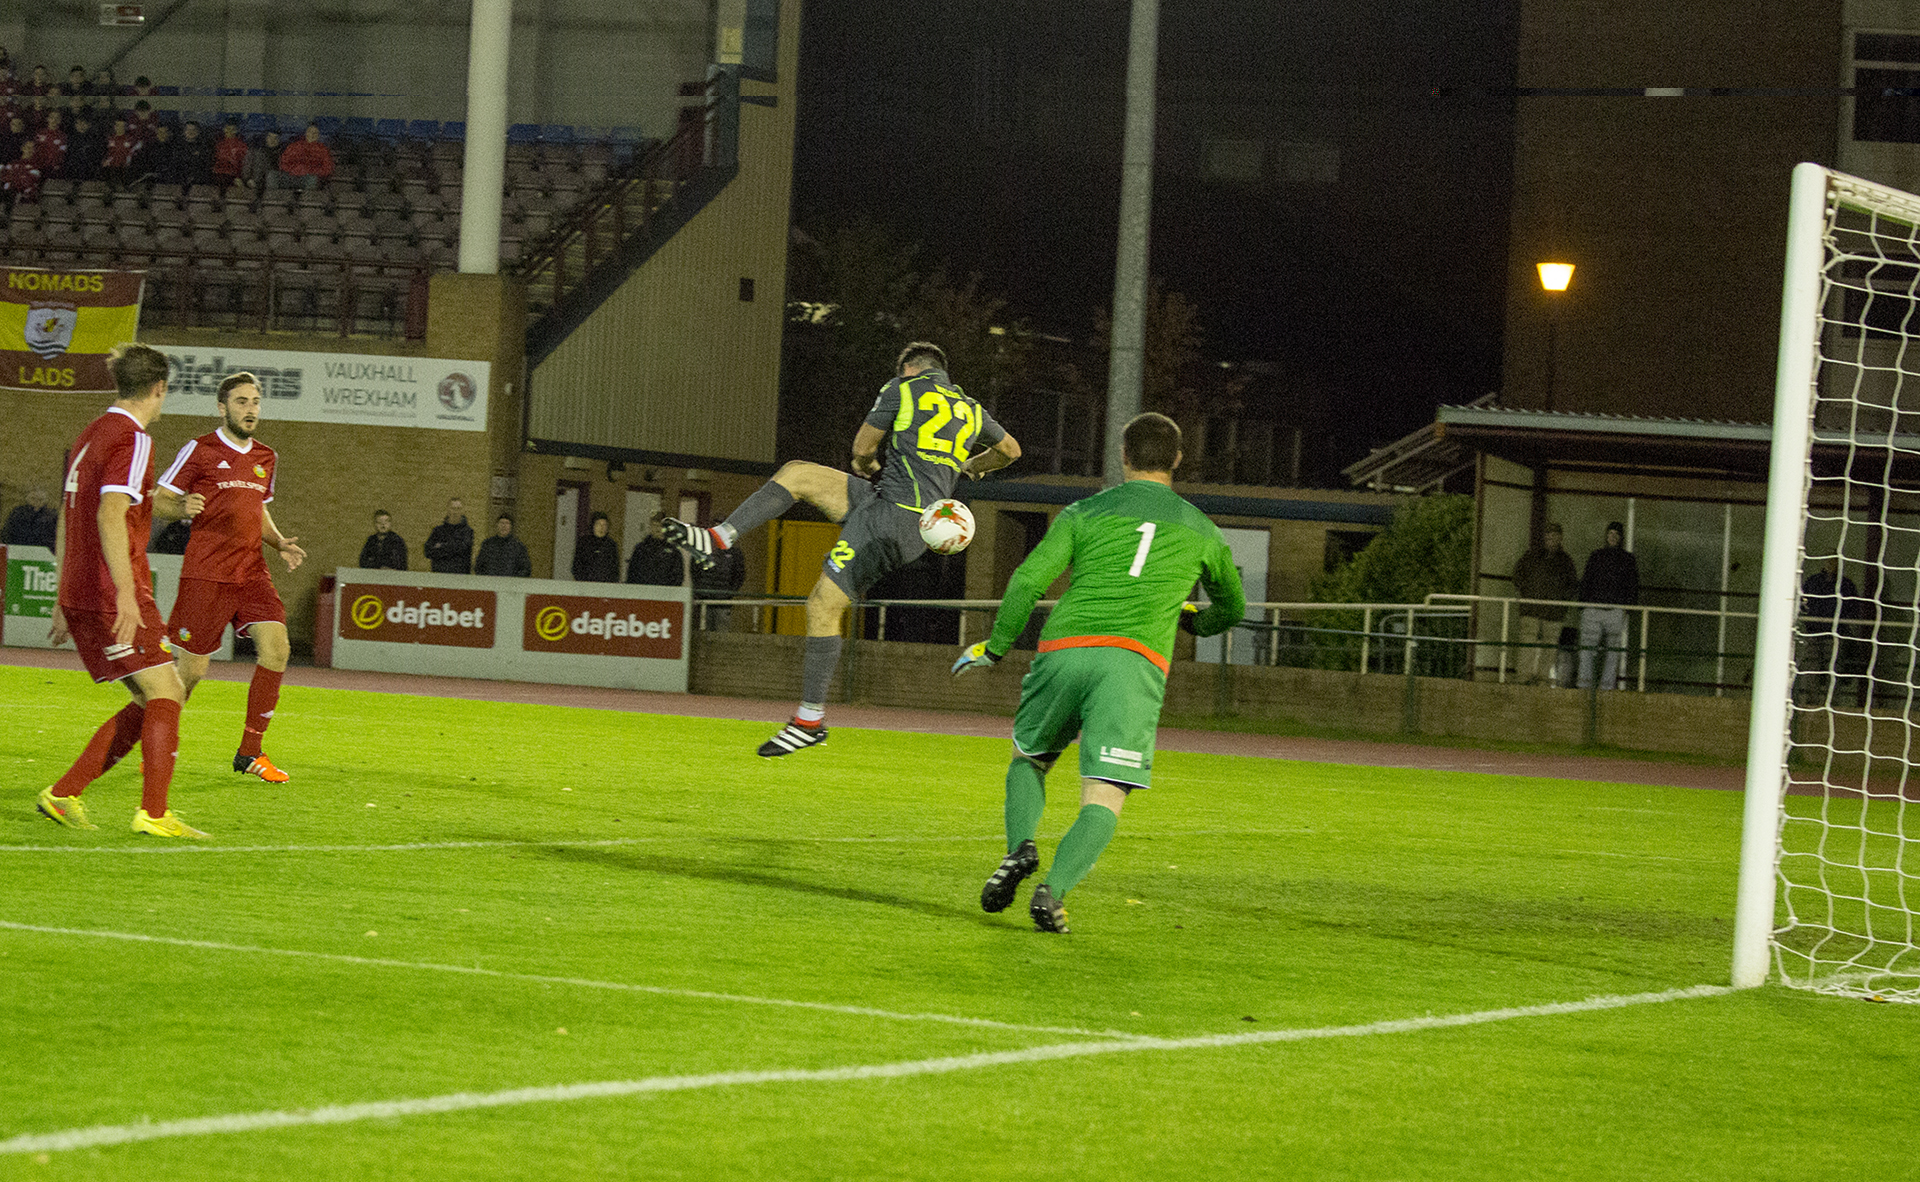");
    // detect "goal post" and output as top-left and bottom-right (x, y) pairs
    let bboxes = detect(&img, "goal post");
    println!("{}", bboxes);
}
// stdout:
(1733, 162), (1920, 1001)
